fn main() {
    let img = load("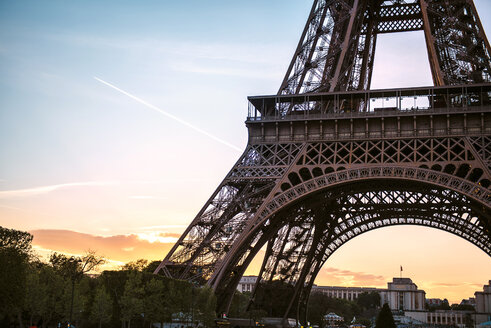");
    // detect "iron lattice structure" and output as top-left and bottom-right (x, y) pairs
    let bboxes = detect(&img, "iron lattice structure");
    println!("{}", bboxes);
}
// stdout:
(155, 0), (491, 321)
